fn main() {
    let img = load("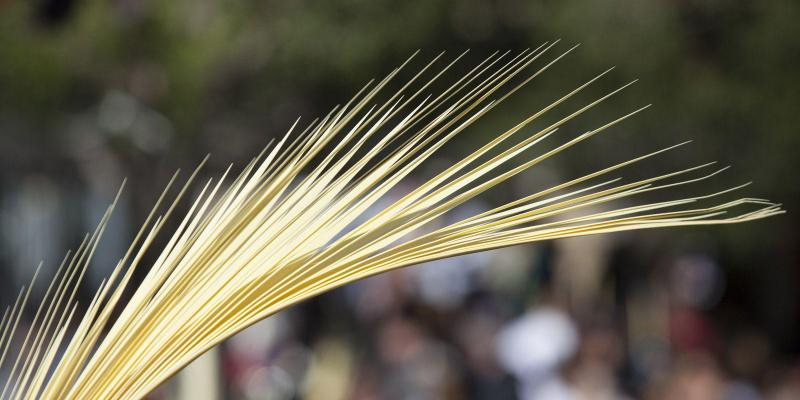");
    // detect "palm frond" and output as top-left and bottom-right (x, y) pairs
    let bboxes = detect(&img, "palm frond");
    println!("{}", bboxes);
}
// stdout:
(0, 45), (783, 399)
